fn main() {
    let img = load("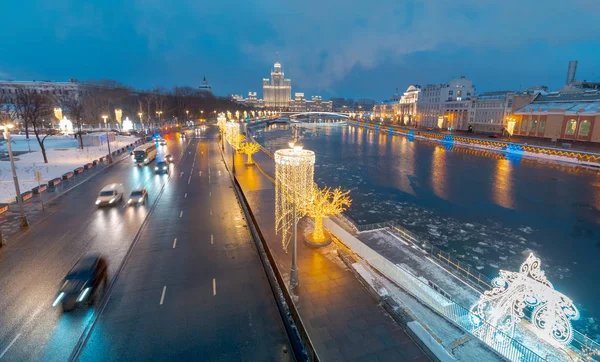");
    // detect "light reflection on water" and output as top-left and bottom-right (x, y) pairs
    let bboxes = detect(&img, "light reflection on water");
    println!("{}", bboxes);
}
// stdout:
(254, 123), (600, 340)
